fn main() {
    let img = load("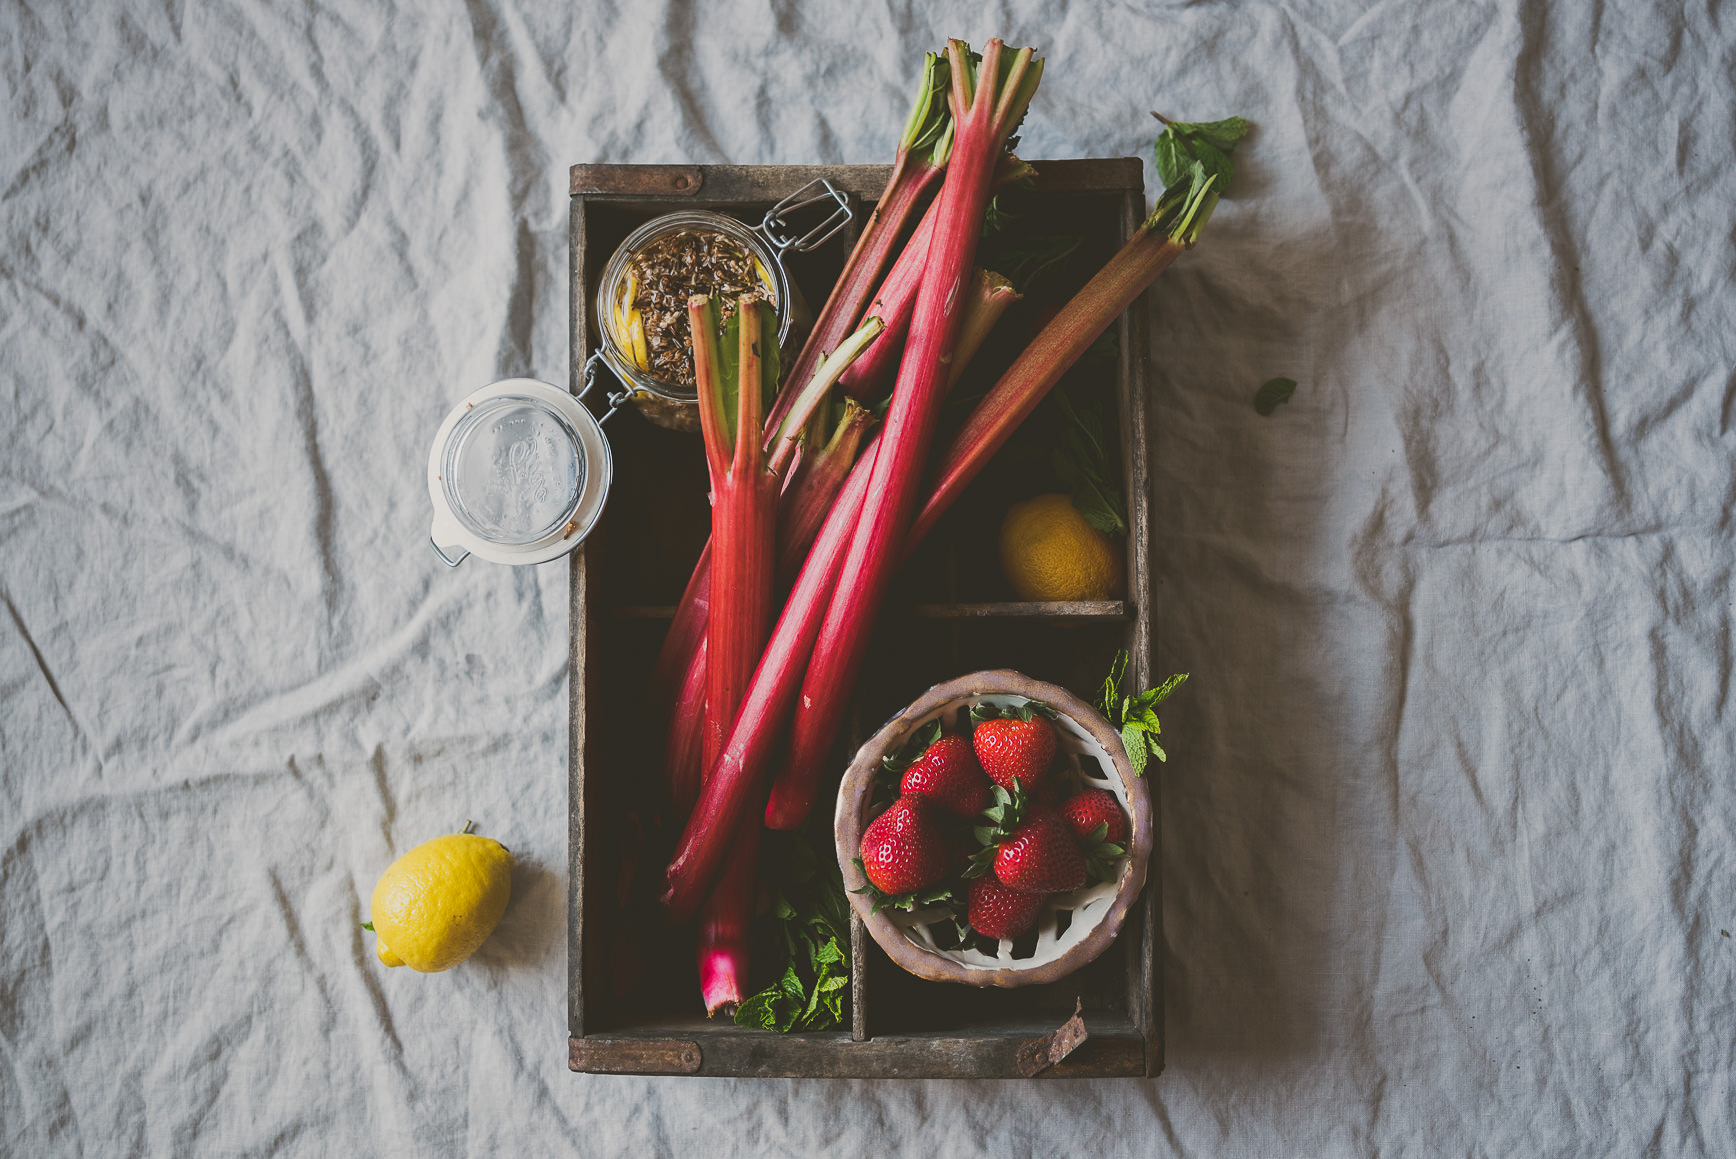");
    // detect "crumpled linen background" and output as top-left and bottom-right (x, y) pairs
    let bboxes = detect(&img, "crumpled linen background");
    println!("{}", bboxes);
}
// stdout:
(3, 0), (1732, 1153)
